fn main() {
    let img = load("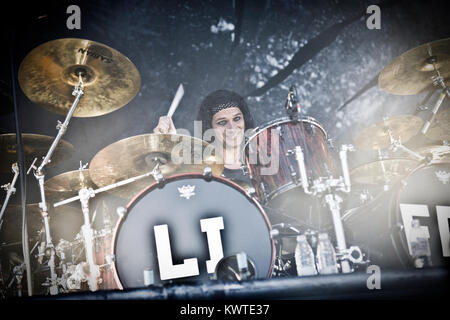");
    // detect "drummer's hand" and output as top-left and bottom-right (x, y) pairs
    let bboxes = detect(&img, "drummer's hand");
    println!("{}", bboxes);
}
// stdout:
(153, 116), (177, 134)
